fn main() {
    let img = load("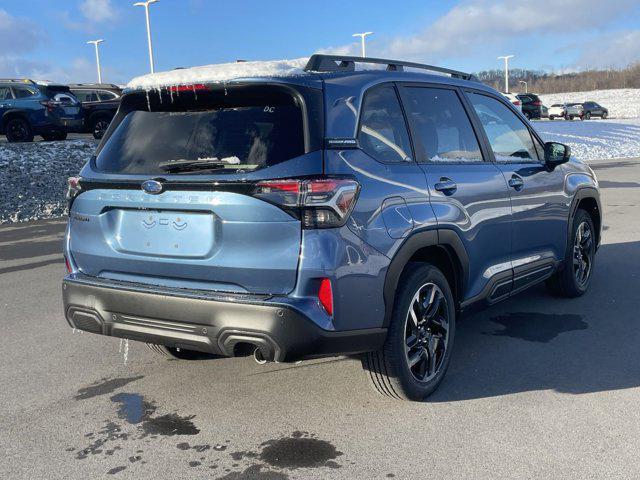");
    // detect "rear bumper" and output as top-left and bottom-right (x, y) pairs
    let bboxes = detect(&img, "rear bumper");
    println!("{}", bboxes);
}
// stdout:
(62, 273), (386, 362)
